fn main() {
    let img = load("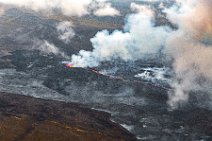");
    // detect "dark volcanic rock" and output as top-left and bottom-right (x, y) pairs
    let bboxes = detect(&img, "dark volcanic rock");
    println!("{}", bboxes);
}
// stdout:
(43, 64), (132, 95)
(3, 50), (63, 71)
(0, 92), (137, 141)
